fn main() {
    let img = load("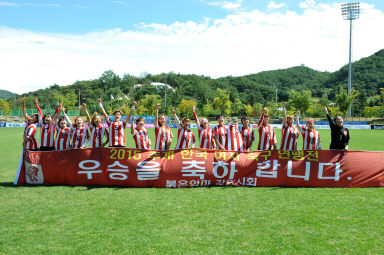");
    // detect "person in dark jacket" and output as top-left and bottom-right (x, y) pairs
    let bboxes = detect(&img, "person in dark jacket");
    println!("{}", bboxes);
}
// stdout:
(323, 107), (350, 150)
